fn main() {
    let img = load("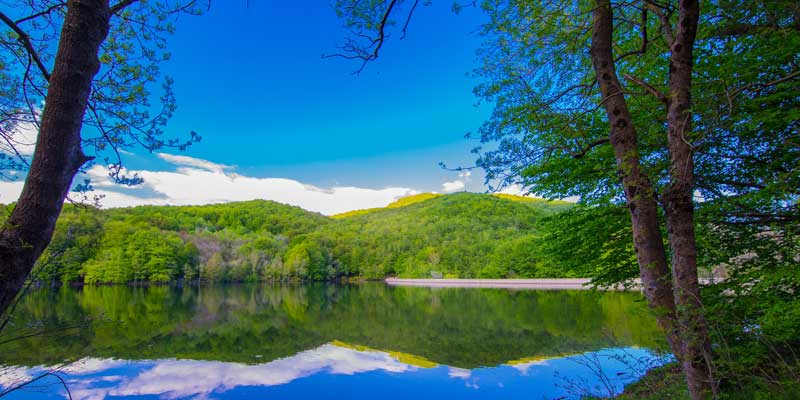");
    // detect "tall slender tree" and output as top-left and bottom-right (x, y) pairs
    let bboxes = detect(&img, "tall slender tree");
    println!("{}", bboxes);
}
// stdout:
(589, 1), (712, 396)
(0, 0), (202, 315)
